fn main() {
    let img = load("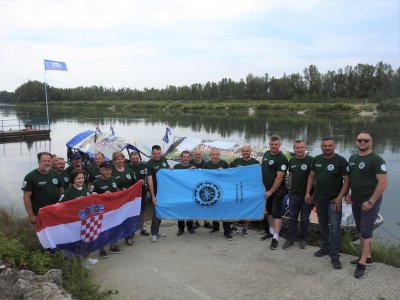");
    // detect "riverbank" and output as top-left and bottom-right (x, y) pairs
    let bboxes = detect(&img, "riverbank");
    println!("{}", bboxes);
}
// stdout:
(93, 220), (400, 300)
(11, 99), (400, 115)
